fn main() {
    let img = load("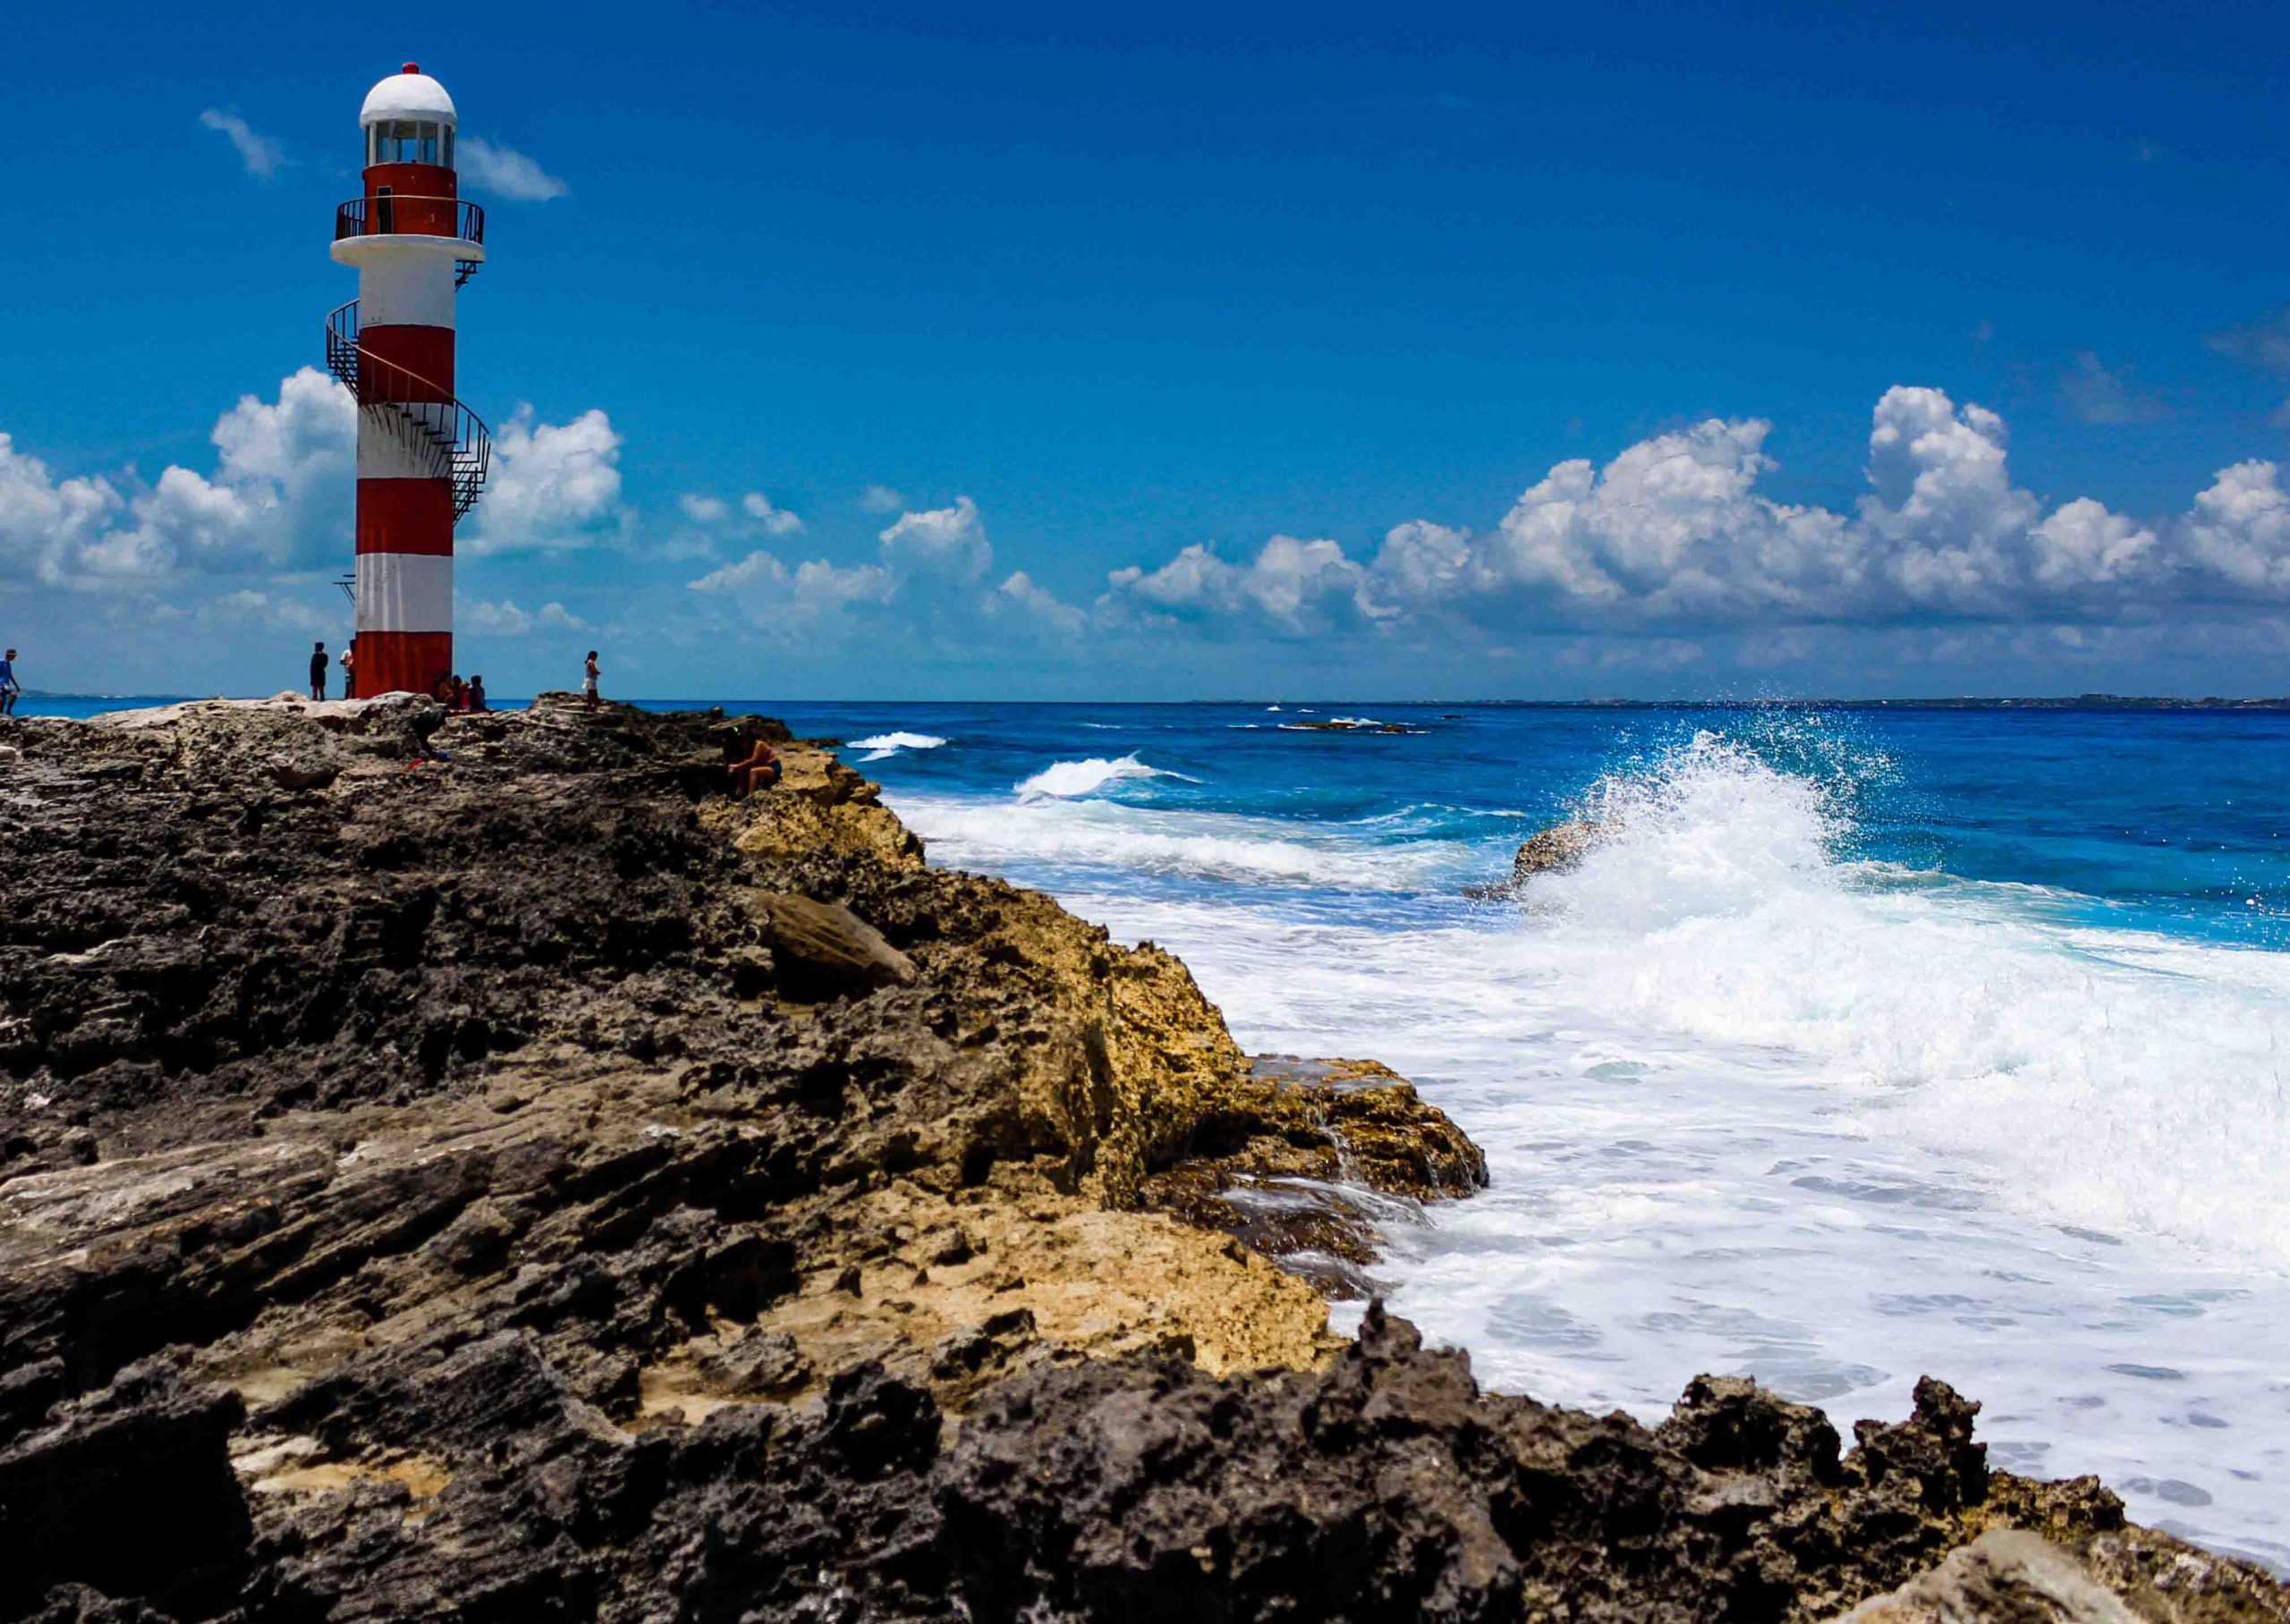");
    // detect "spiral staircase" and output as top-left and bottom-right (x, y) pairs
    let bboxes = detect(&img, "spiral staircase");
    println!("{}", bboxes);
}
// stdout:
(324, 299), (492, 520)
